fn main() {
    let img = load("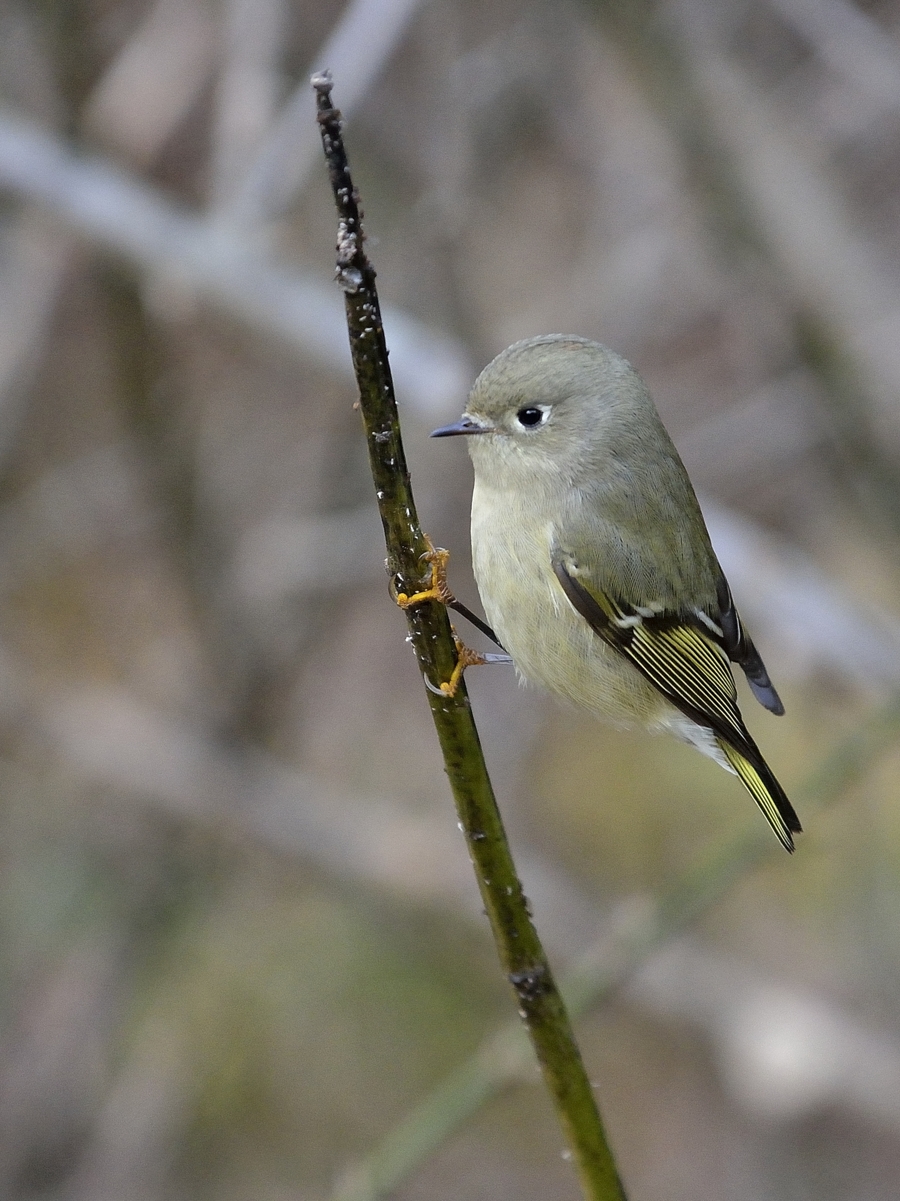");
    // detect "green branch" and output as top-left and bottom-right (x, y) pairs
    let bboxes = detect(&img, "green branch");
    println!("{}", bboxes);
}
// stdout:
(332, 693), (900, 1200)
(312, 72), (627, 1201)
